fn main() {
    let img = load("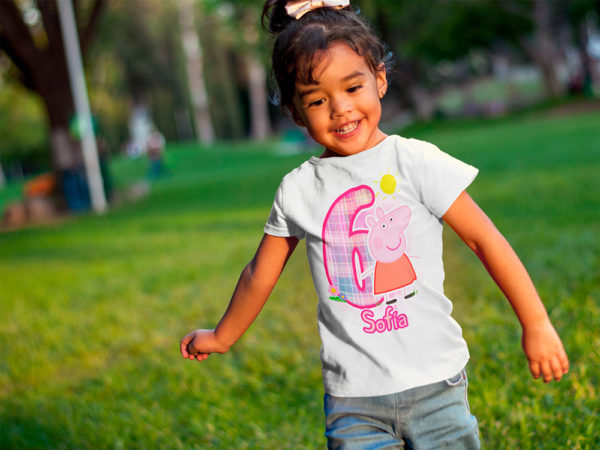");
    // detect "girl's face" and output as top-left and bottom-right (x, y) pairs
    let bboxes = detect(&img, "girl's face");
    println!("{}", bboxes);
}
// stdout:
(289, 44), (388, 158)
